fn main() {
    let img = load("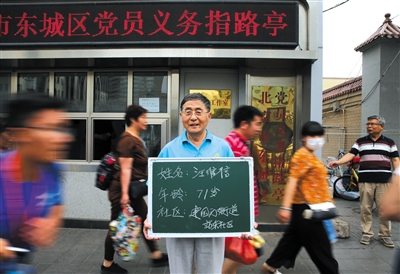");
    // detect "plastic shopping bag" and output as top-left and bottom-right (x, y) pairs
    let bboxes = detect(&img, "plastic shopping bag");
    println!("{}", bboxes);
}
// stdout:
(224, 237), (258, 265)
(109, 206), (142, 262)
(323, 219), (338, 243)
